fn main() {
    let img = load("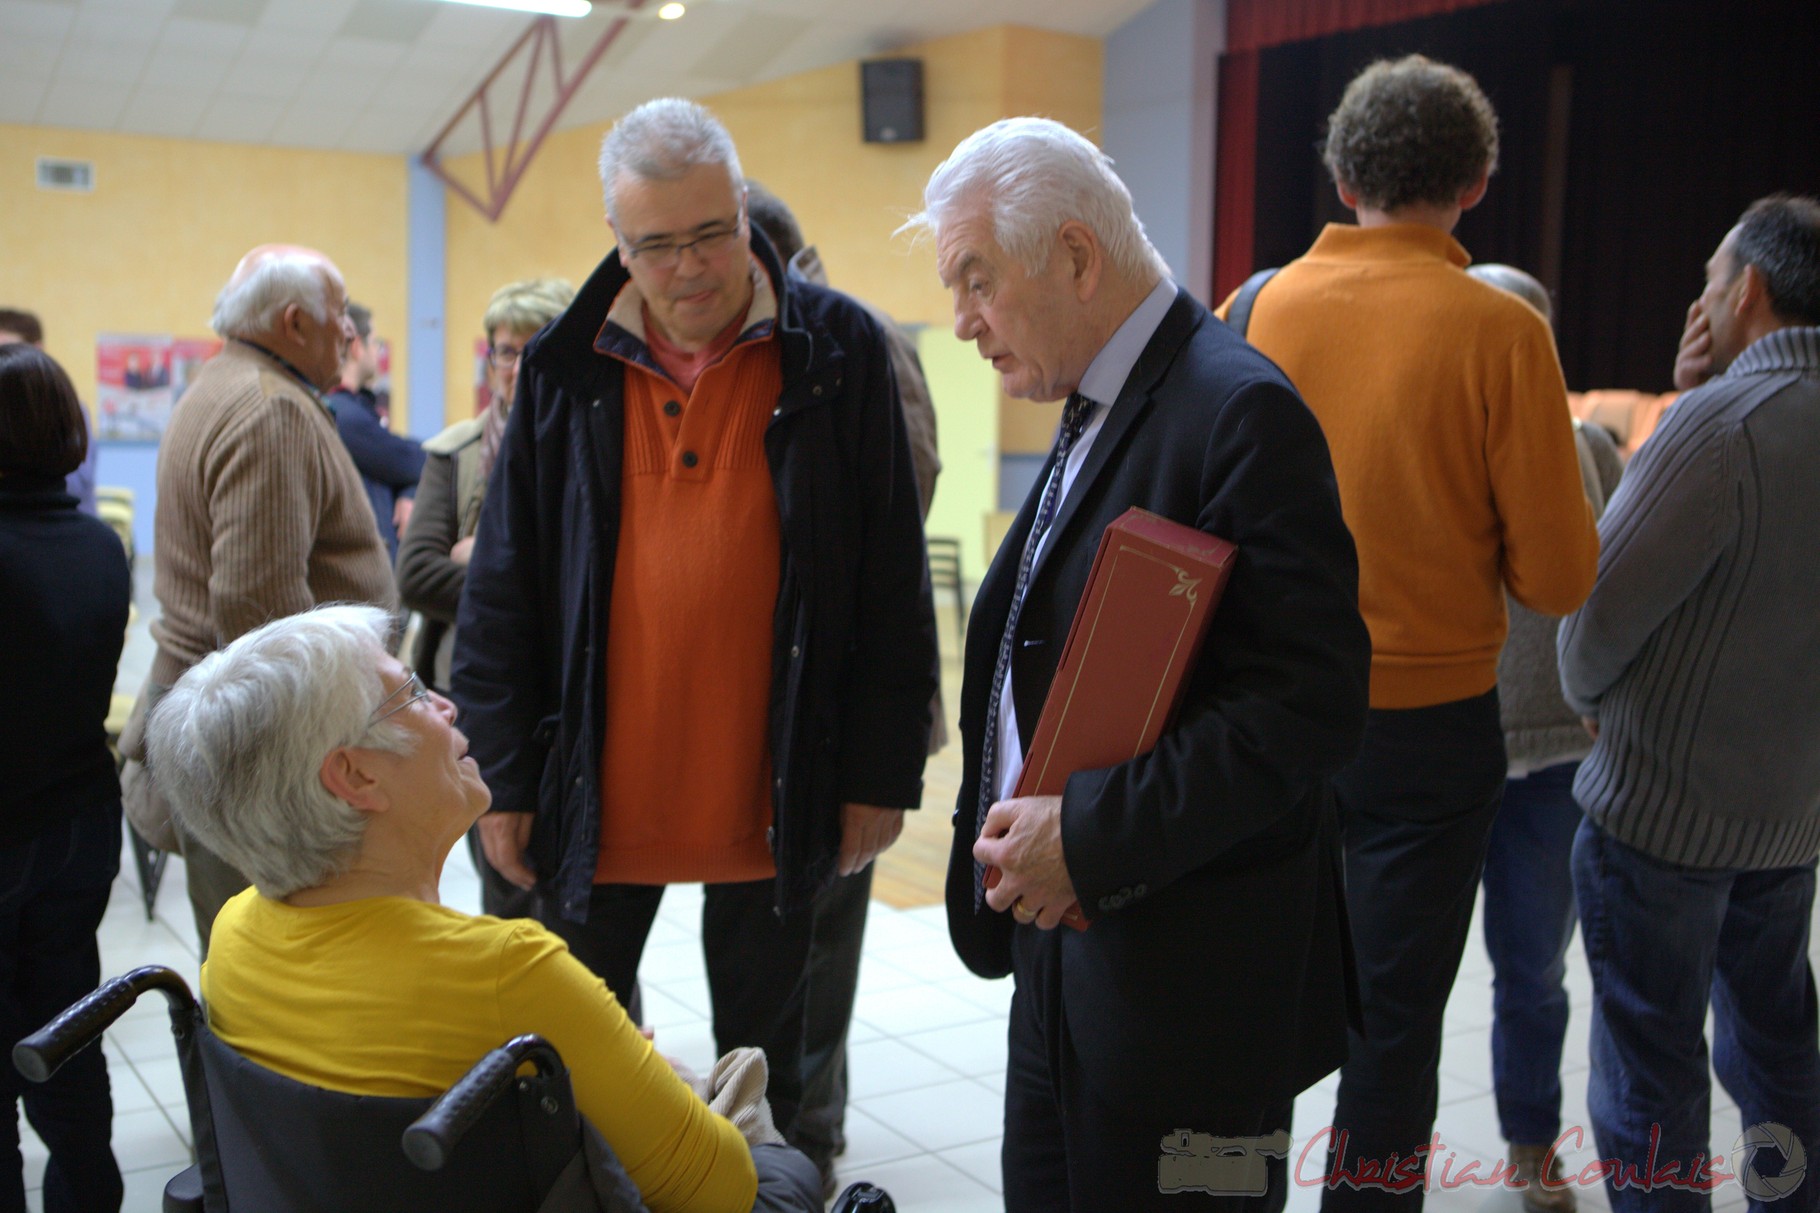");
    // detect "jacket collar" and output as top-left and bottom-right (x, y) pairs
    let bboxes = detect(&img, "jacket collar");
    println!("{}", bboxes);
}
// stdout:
(1303, 222), (1471, 269)
(1729, 325), (1820, 377)
(231, 339), (329, 408)
(1024, 285), (1204, 587)
(538, 227), (841, 388)
(0, 474), (76, 509)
